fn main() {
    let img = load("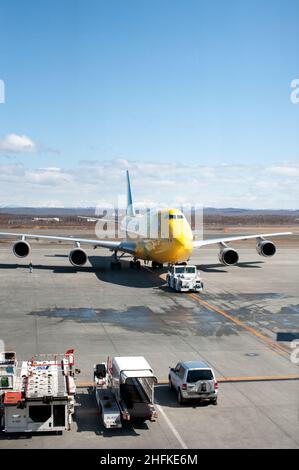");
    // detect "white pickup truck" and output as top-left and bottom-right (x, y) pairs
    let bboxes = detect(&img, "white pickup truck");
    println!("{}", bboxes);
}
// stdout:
(166, 265), (204, 292)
